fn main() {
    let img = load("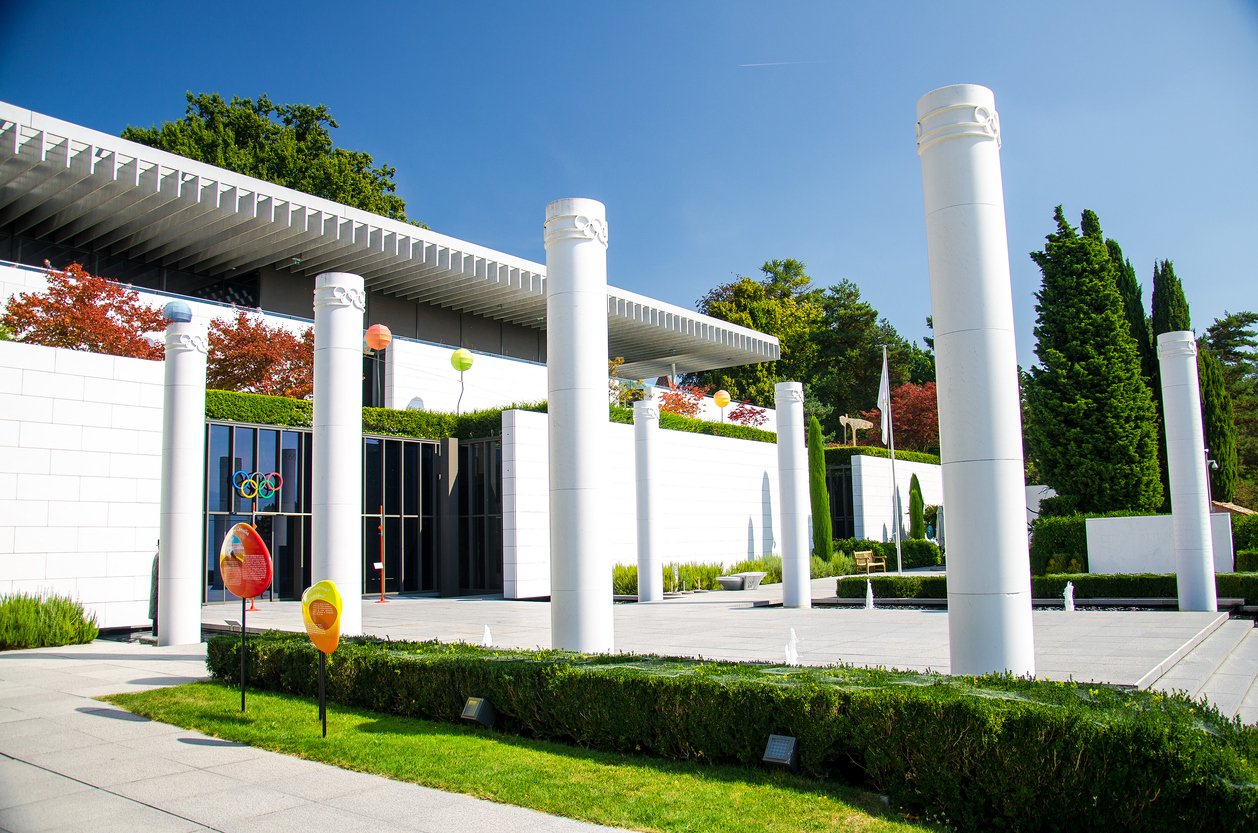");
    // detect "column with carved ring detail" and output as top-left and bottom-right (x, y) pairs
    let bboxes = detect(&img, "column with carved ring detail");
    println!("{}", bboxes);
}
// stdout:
(312, 272), (366, 635)
(633, 397), (663, 602)
(775, 381), (811, 609)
